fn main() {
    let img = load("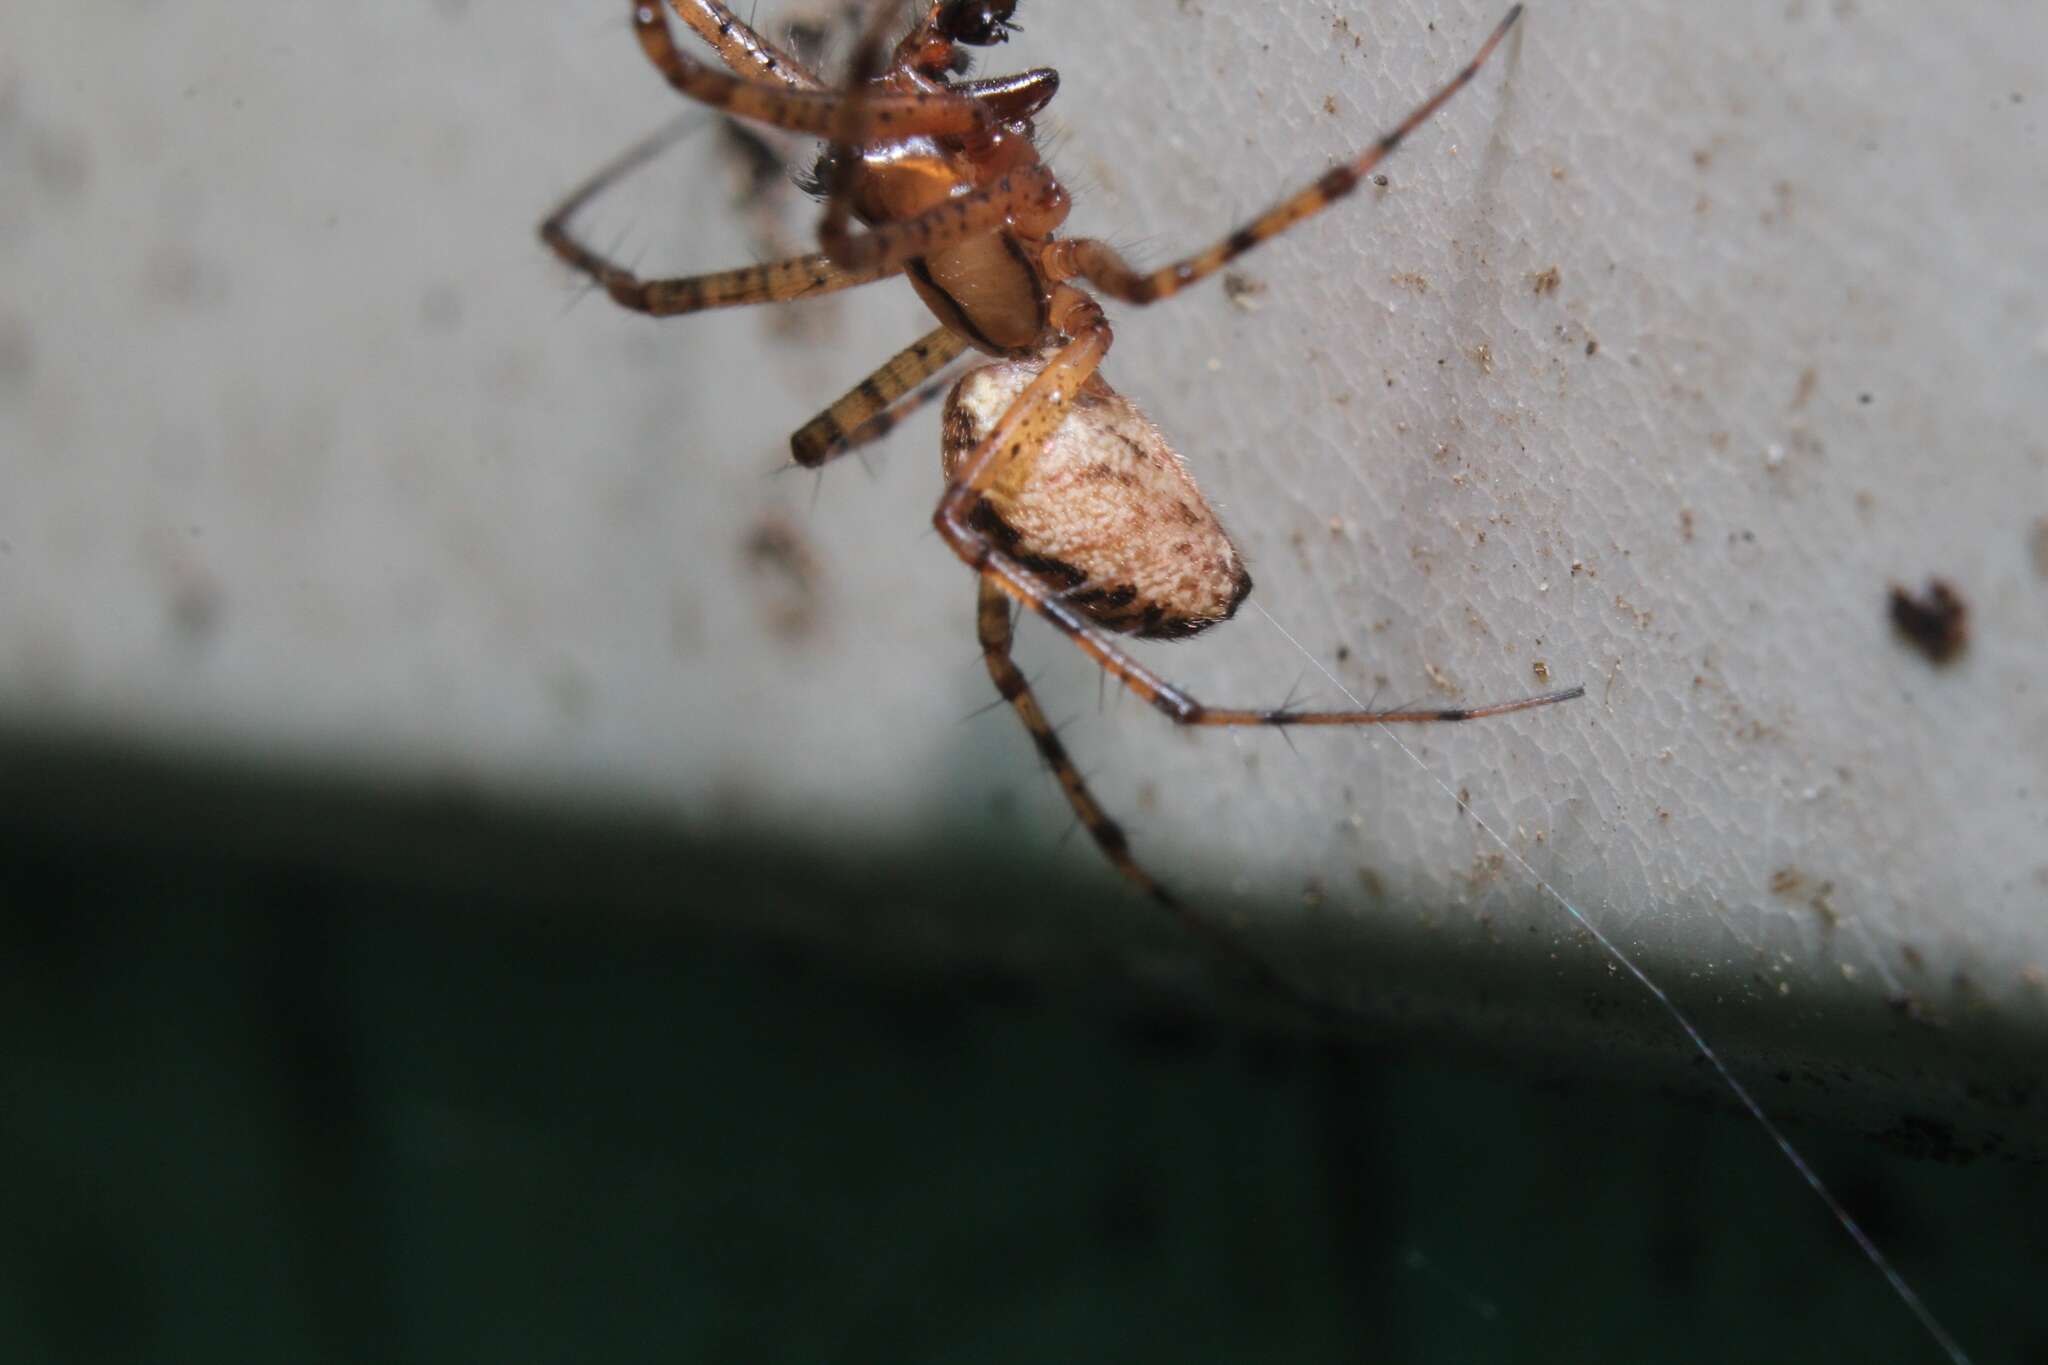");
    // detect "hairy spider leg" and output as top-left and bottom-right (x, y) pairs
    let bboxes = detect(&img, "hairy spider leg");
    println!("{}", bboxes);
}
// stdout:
(555, 154), (1058, 300)
(634, 1), (991, 142)
(540, 114), (898, 316)
(541, 167), (1054, 323)
(1041, 4), (1524, 306)
(663, 0), (828, 91)
(790, 326), (971, 467)
(542, 55), (1055, 311)
(834, 371), (963, 459)
(975, 577), (1297, 995)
